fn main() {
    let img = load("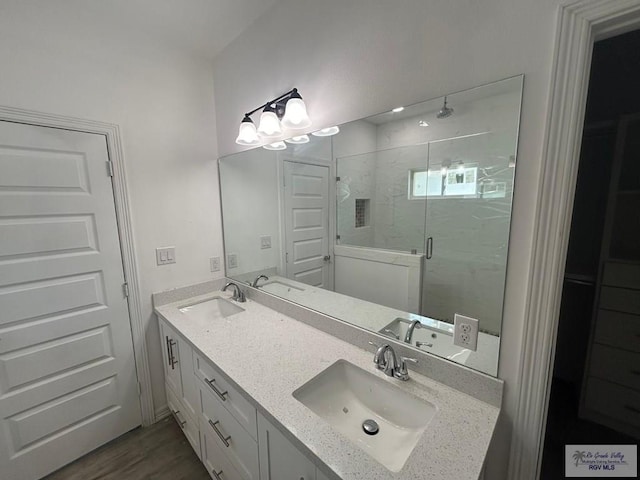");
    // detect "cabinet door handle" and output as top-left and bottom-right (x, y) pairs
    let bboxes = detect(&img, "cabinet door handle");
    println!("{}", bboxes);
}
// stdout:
(208, 419), (231, 447)
(165, 336), (172, 366)
(168, 339), (178, 369)
(205, 378), (228, 401)
(170, 409), (186, 429)
(212, 469), (224, 480)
